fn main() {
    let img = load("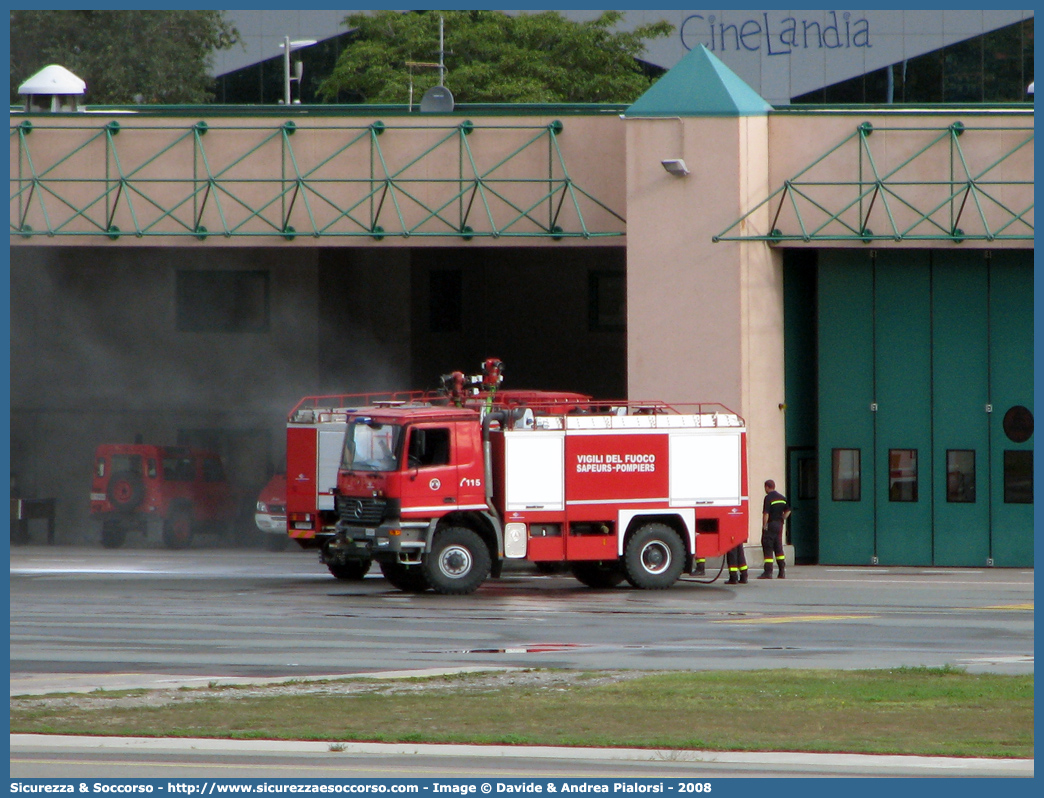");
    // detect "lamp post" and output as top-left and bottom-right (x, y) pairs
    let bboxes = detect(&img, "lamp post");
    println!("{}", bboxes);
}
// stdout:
(280, 36), (317, 105)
